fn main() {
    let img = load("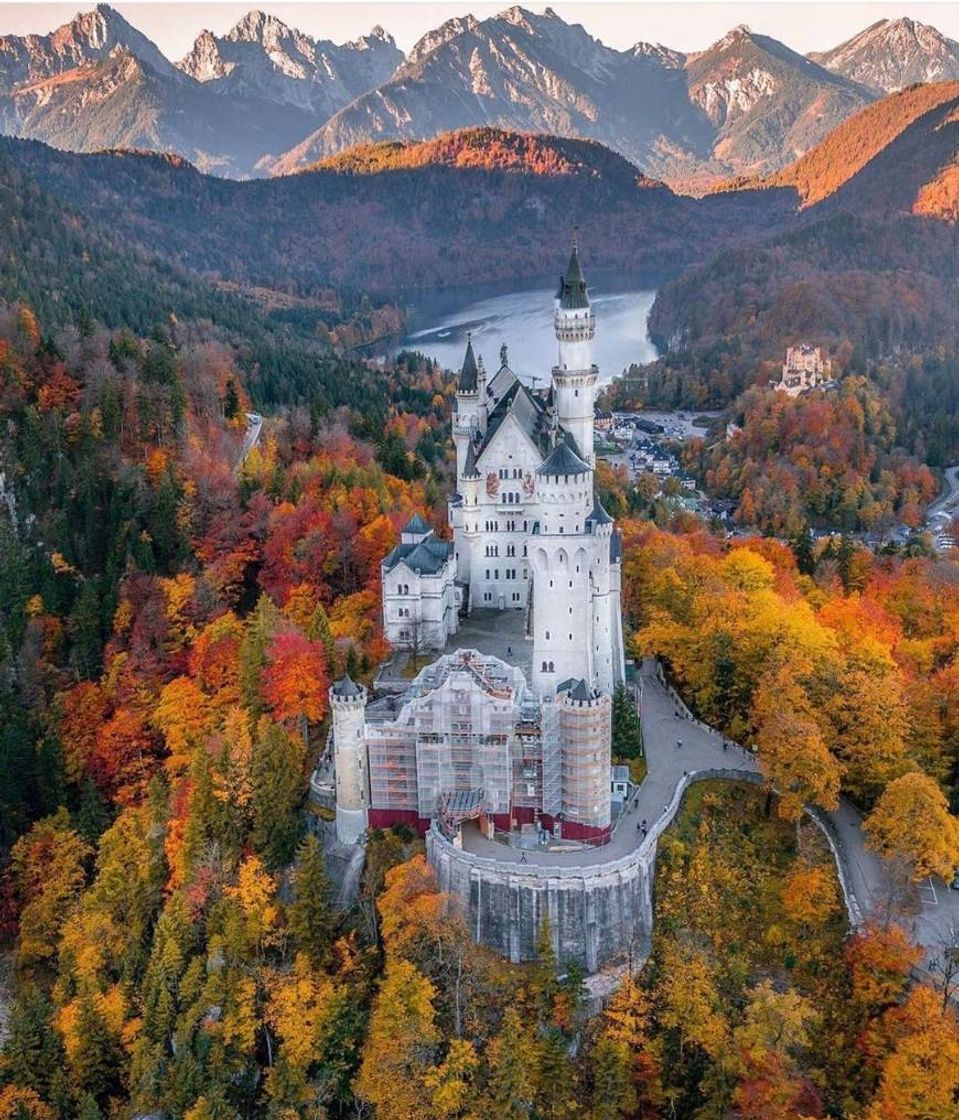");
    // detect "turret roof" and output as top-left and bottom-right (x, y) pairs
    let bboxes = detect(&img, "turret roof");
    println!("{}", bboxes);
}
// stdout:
(403, 513), (430, 535)
(458, 334), (479, 393)
(332, 674), (363, 698)
(610, 527), (623, 562)
(537, 438), (590, 477)
(588, 499), (613, 526)
(558, 243), (589, 310)
(569, 679), (593, 702)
